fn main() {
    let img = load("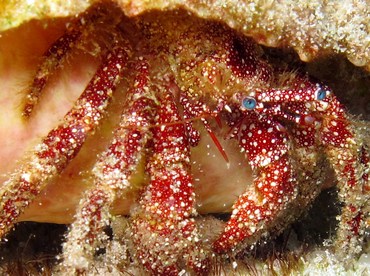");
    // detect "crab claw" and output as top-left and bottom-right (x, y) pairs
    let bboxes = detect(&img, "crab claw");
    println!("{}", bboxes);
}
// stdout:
(132, 91), (208, 275)
(213, 119), (297, 253)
